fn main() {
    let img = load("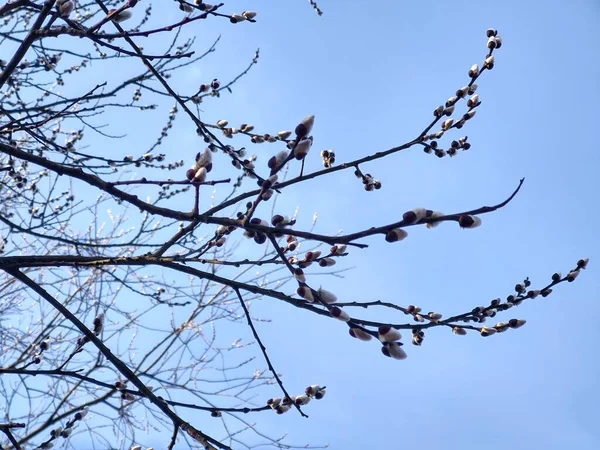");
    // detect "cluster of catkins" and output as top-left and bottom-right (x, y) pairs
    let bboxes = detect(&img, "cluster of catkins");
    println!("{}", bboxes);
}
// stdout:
(115, 380), (137, 401)
(30, 336), (51, 366)
(267, 385), (326, 414)
(385, 207), (481, 244)
(76, 312), (104, 347)
(320, 149), (335, 168)
(422, 28), (503, 159)
(34, 408), (88, 449)
(347, 326), (407, 360)
(185, 148), (212, 183)
(354, 170), (381, 191)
